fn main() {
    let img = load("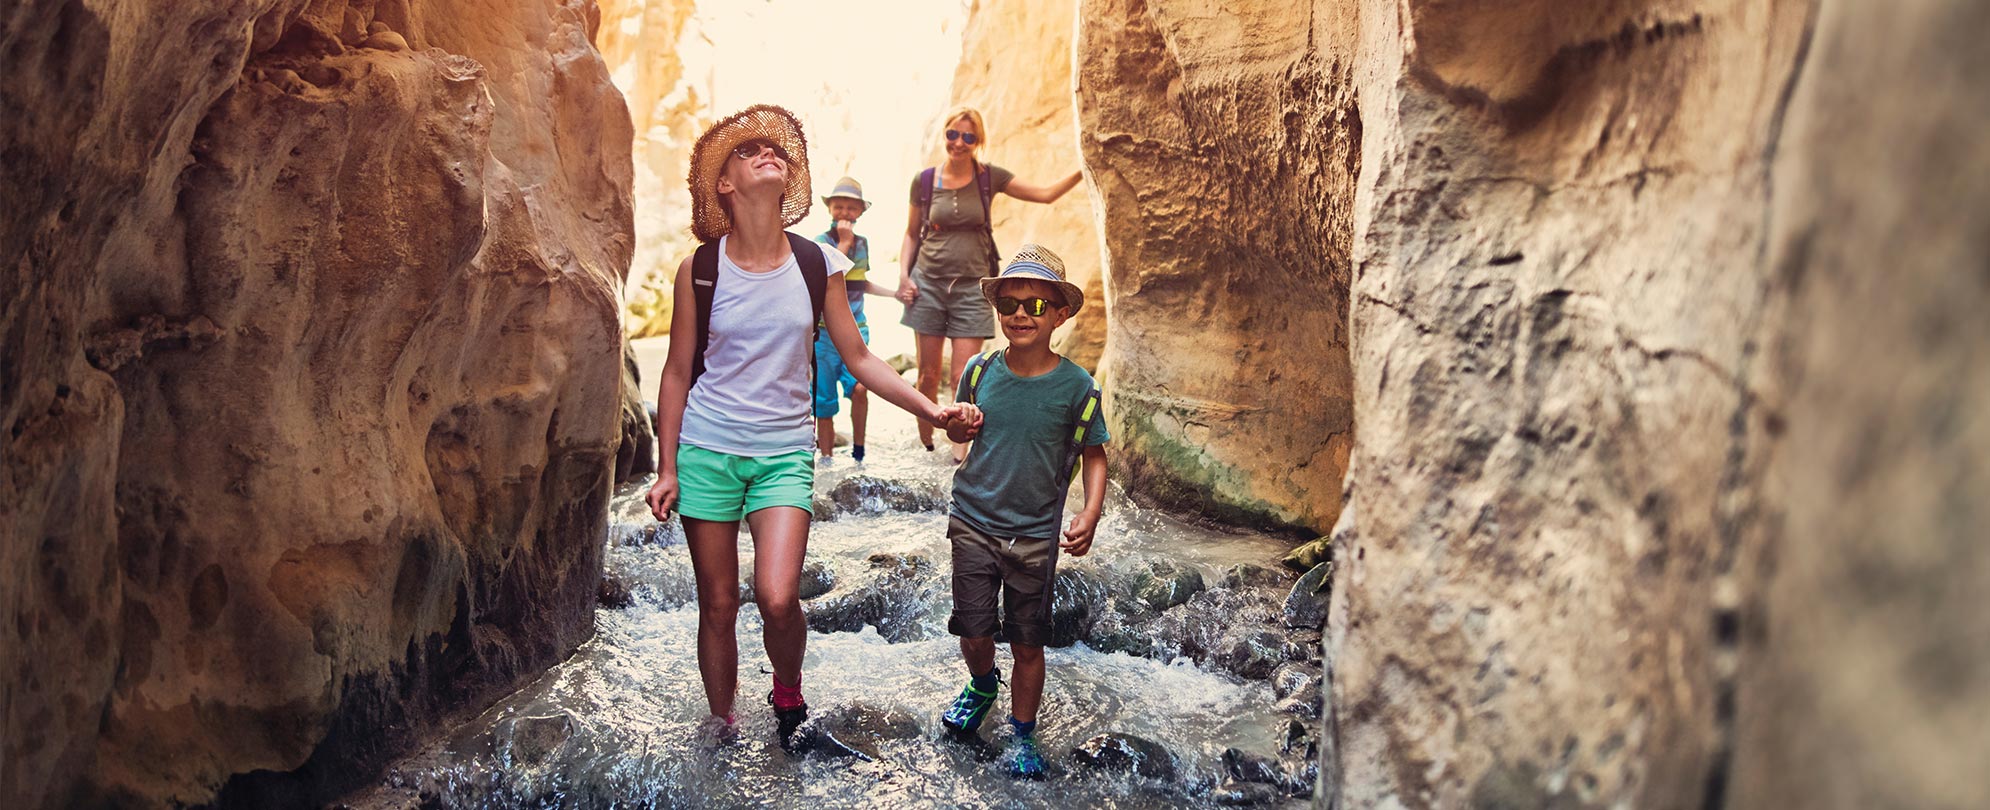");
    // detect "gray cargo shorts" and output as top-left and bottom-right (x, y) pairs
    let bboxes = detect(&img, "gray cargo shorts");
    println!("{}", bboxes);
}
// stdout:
(900, 269), (995, 339)
(946, 515), (1059, 647)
